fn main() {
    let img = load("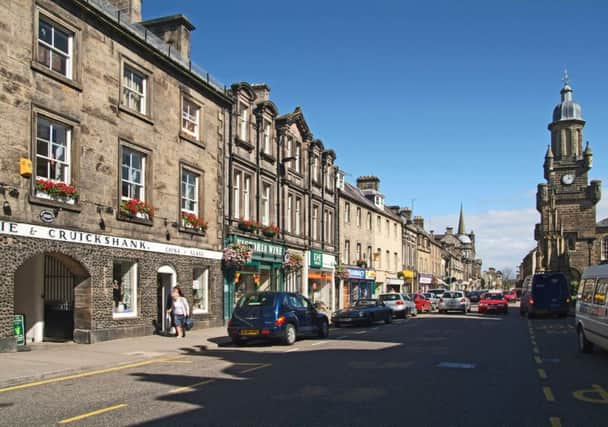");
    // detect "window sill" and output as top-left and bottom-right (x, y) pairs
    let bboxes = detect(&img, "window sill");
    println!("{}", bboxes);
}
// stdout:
(31, 61), (82, 92)
(192, 309), (209, 315)
(112, 313), (138, 320)
(261, 152), (276, 164)
(29, 193), (82, 213)
(119, 105), (154, 125)
(179, 131), (206, 149)
(117, 213), (154, 226)
(235, 137), (254, 152)
(179, 227), (208, 238)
